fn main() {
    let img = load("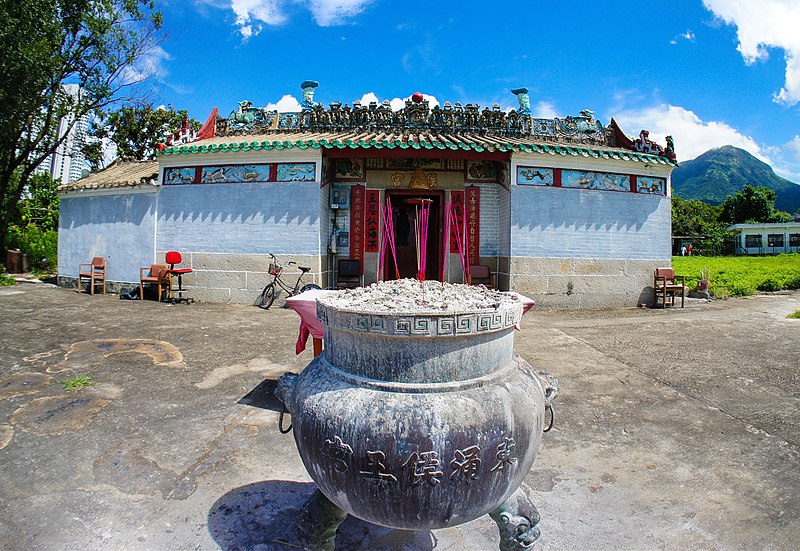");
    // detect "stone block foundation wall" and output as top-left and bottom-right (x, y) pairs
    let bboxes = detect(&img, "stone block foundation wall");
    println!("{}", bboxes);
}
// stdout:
(510, 257), (658, 309)
(154, 252), (321, 304)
